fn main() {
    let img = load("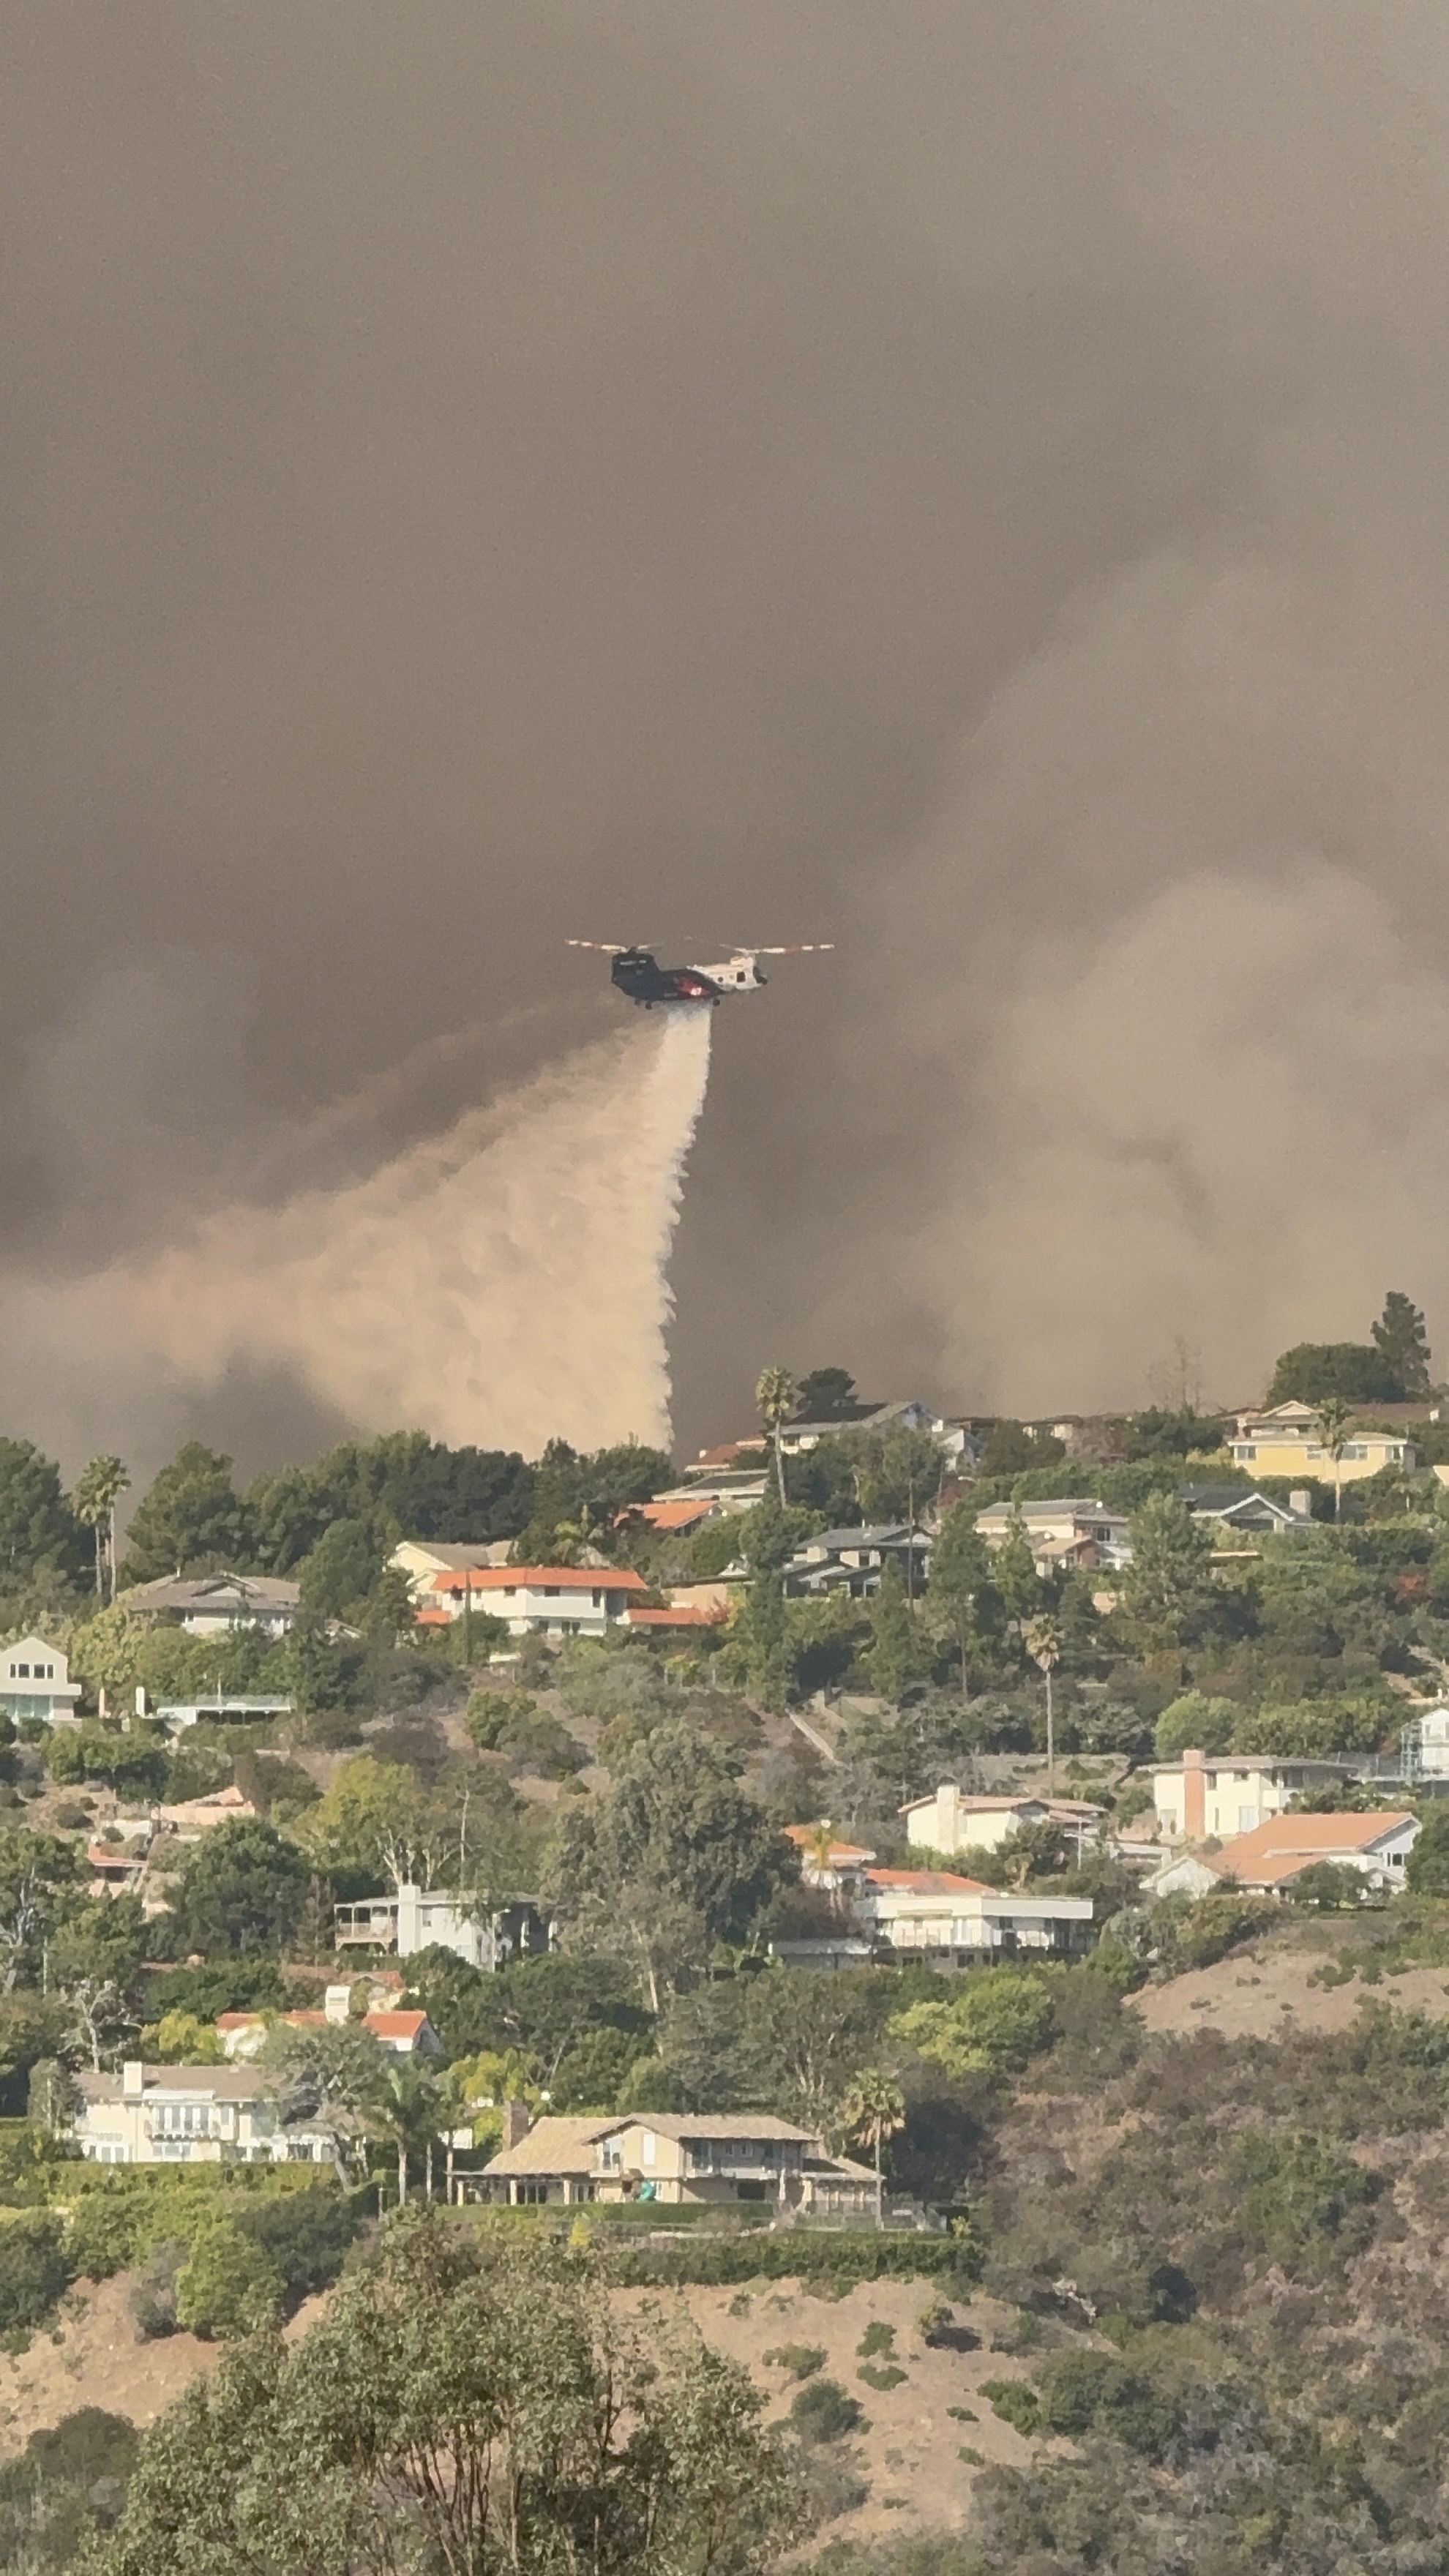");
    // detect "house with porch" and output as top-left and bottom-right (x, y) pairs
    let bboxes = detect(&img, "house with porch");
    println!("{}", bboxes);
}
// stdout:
(1228, 1404), (1416, 1483)
(479, 2105), (877, 2215)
